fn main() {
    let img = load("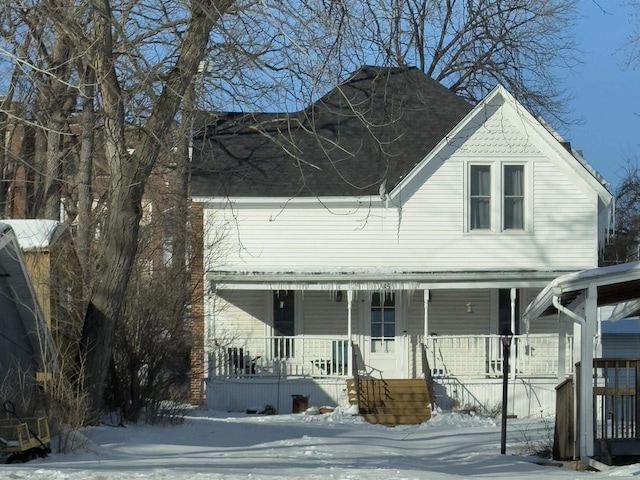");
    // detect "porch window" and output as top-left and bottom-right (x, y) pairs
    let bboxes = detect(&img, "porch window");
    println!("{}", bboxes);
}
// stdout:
(273, 290), (295, 358)
(503, 165), (524, 230)
(371, 292), (395, 353)
(469, 165), (491, 230)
